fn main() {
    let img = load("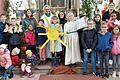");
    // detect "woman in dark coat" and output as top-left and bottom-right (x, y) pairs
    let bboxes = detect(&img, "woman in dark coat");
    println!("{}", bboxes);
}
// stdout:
(21, 9), (37, 32)
(58, 11), (67, 63)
